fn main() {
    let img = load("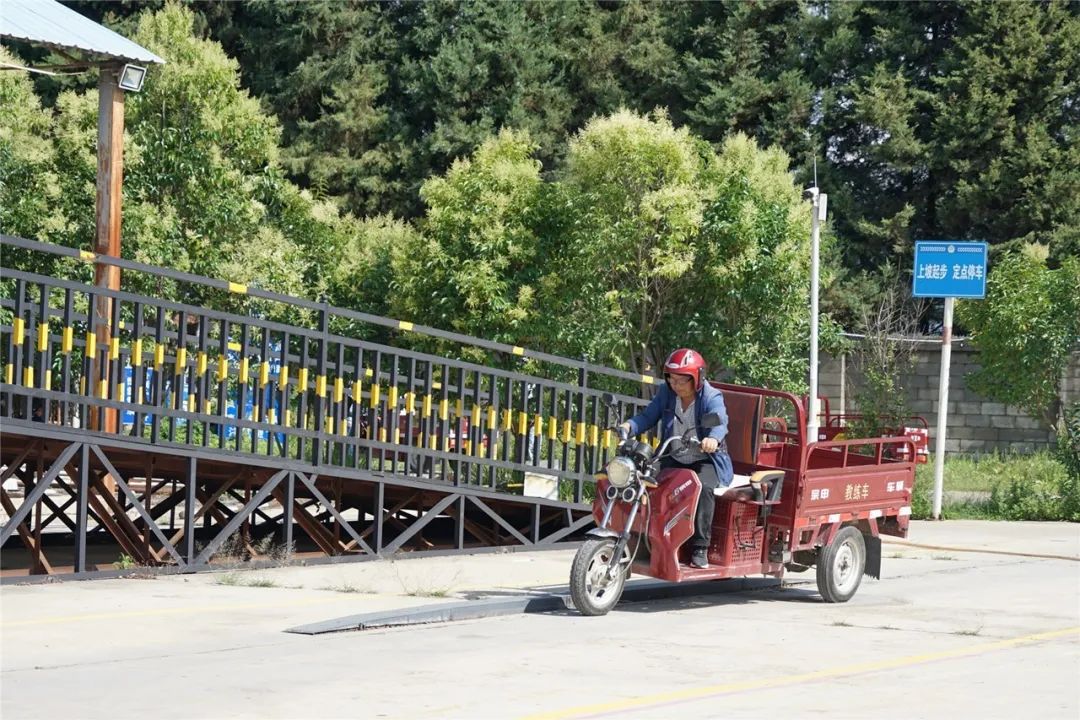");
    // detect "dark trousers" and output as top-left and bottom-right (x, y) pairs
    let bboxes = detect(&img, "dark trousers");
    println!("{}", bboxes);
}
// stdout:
(661, 457), (719, 550)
